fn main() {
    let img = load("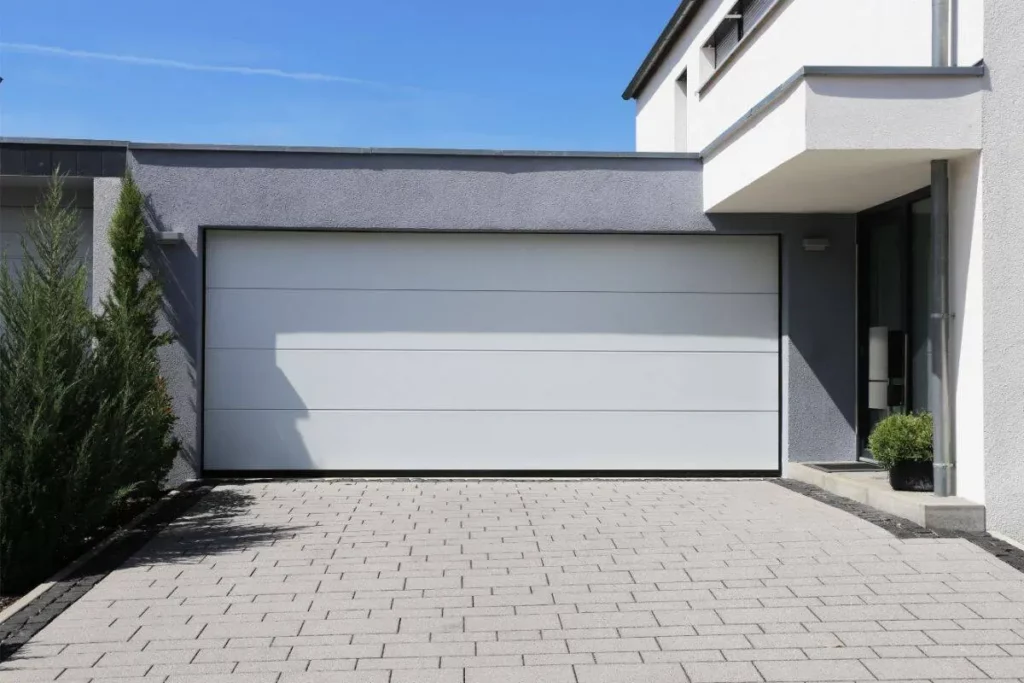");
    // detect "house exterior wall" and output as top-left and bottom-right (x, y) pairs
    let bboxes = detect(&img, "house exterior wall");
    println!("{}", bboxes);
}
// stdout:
(634, 0), (982, 153)
(87, 149), (857, 481)
(981, 0), (1024, 541)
